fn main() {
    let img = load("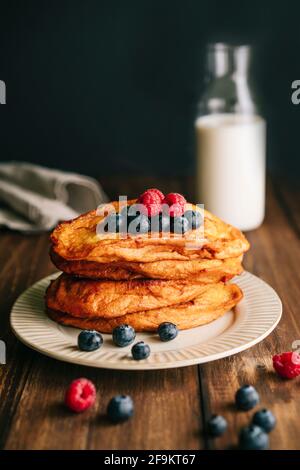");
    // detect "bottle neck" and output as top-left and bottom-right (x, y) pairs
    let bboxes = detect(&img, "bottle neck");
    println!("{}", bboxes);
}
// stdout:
(206, 44), (250, 81)
(207, 47), (230, 78)
(198, 44), (258, 116)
